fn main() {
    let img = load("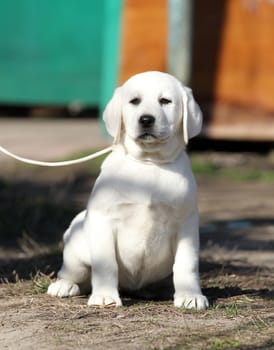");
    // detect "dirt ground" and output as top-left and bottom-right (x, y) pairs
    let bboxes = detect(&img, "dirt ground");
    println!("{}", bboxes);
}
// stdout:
(0, 151), (274, 350)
